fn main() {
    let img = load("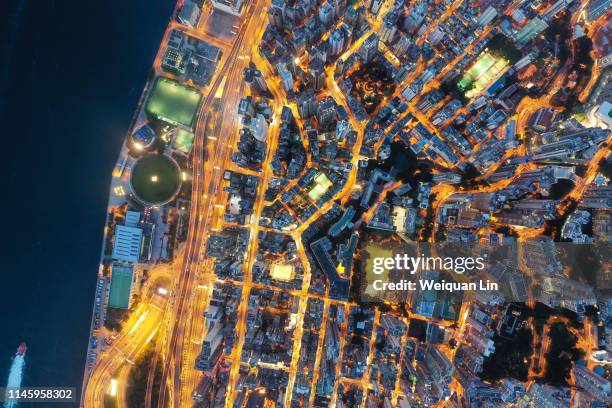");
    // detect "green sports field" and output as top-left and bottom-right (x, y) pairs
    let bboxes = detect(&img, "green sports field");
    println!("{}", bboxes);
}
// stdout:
(145, 77), (201, 128)
(173, 129), (195, 154)
(458, 52), (509, 99)
(308, 173), (333, 201)
(108, 265), (134, 309)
